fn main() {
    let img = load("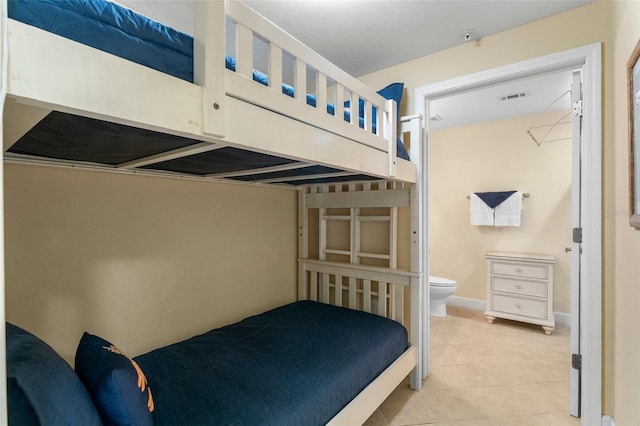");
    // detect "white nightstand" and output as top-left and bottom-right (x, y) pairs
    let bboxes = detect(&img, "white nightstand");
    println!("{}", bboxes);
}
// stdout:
(485, 251), (556, 335)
